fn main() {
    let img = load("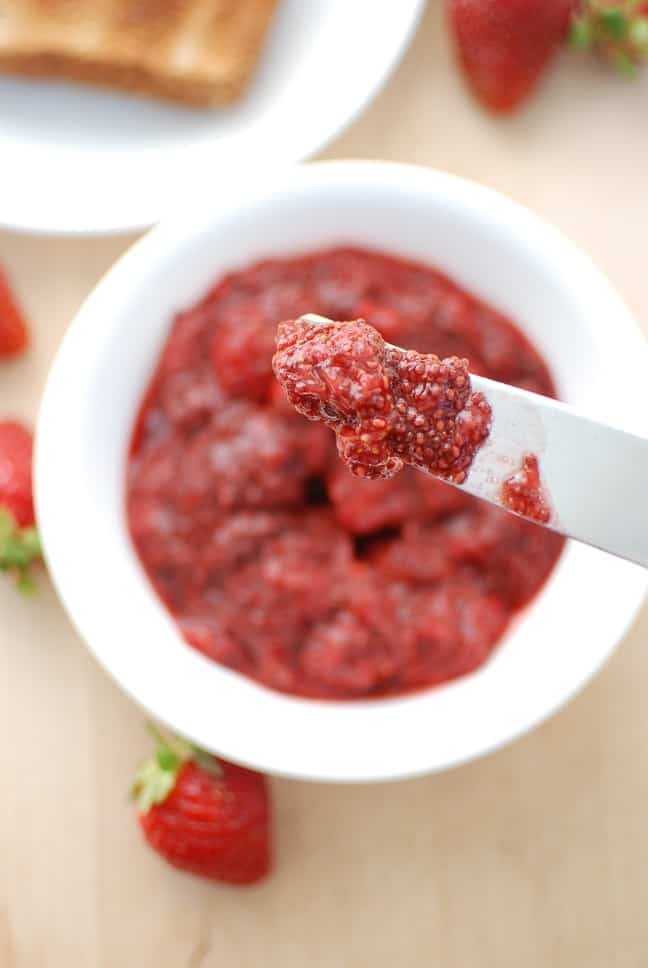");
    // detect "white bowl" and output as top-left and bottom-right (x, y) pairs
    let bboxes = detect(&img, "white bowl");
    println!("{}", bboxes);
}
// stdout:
(35, 161), (648, 782)
(0, 0), (424, 235)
